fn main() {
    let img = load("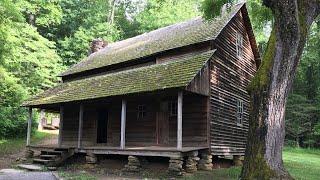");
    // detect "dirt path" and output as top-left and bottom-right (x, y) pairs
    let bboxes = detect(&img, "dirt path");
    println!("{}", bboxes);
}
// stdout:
(0, 131), (58, 169)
